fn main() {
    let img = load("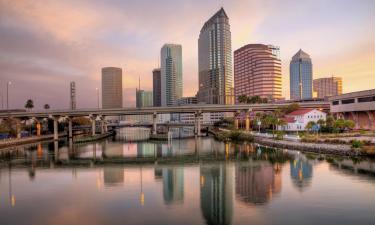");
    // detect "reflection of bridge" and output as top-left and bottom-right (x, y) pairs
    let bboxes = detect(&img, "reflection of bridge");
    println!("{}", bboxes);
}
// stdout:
(0, 102), (329, 141)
